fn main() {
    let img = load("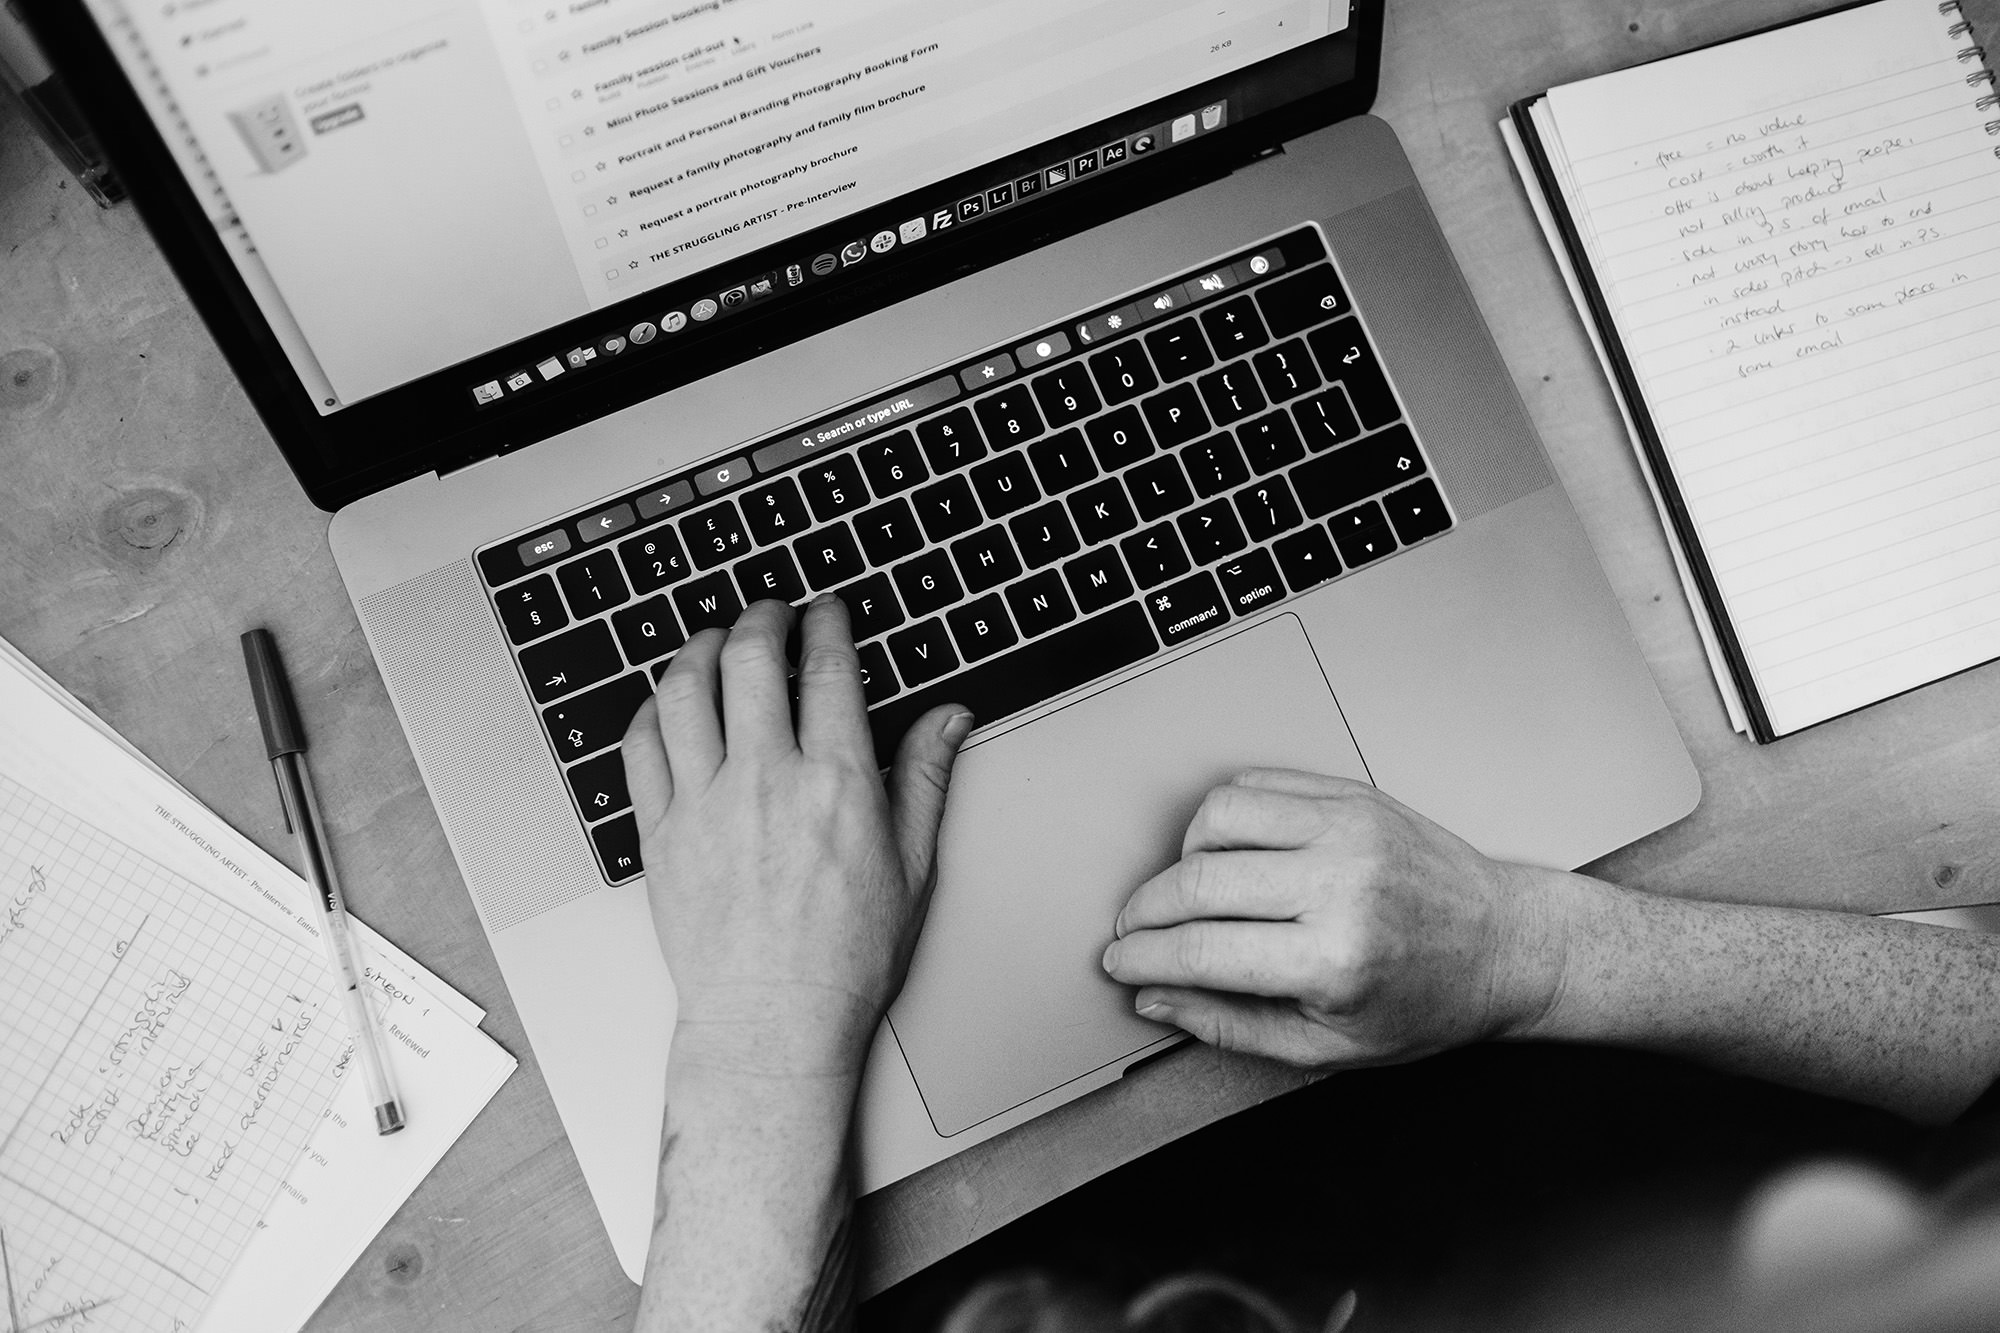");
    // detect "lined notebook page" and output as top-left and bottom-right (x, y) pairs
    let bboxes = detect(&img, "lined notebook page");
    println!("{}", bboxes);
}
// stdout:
(0, 773), (348, 1332)
(1538, 0), (2000, 736)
